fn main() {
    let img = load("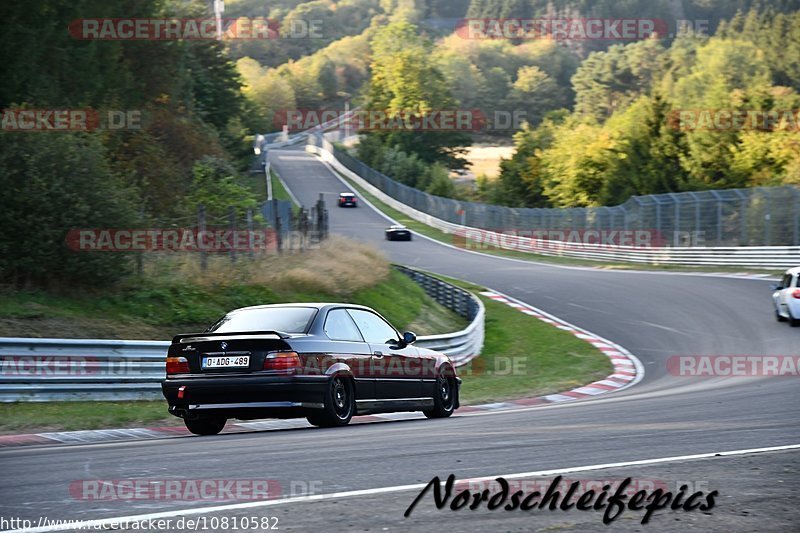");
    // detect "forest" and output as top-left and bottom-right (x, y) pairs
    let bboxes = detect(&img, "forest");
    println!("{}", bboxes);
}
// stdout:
(2, 0), (799, 286)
